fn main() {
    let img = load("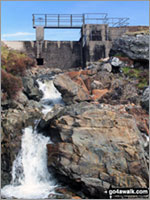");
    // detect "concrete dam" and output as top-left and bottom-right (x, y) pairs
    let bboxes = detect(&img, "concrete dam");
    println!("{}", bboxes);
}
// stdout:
(4, 13), (130, 69)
